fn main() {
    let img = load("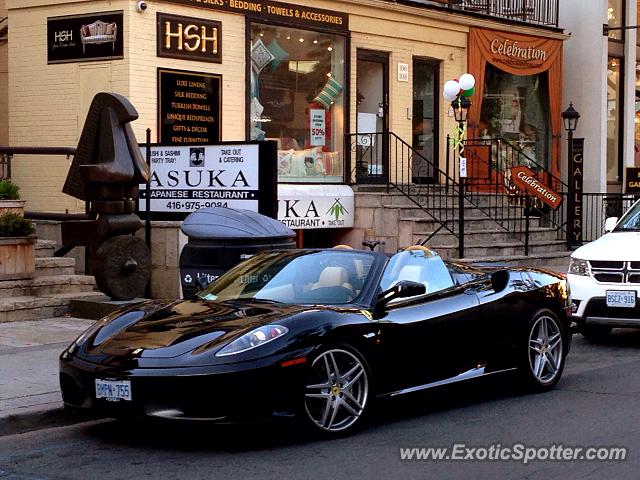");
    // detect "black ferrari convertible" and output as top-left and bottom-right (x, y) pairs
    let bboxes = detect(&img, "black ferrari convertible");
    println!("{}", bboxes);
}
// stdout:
(60, 246), (571, 434)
